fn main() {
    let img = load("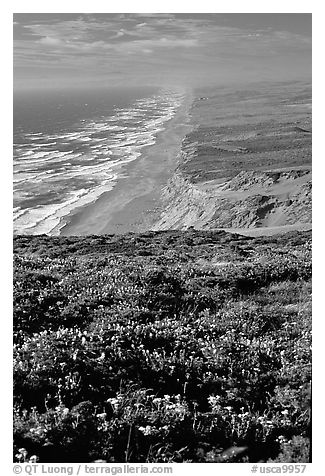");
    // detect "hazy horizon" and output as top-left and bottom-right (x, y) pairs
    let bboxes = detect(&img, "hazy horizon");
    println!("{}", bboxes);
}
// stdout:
(13, 13), (311, 92)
